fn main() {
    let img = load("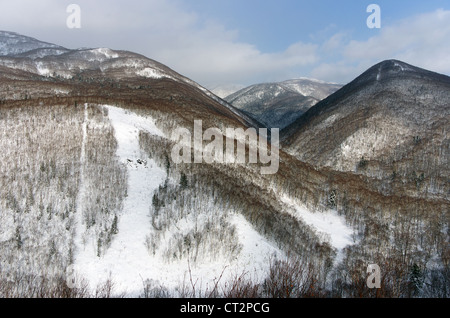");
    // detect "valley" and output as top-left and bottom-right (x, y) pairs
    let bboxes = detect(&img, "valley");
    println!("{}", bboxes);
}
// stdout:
(0, 31), (448, 298)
